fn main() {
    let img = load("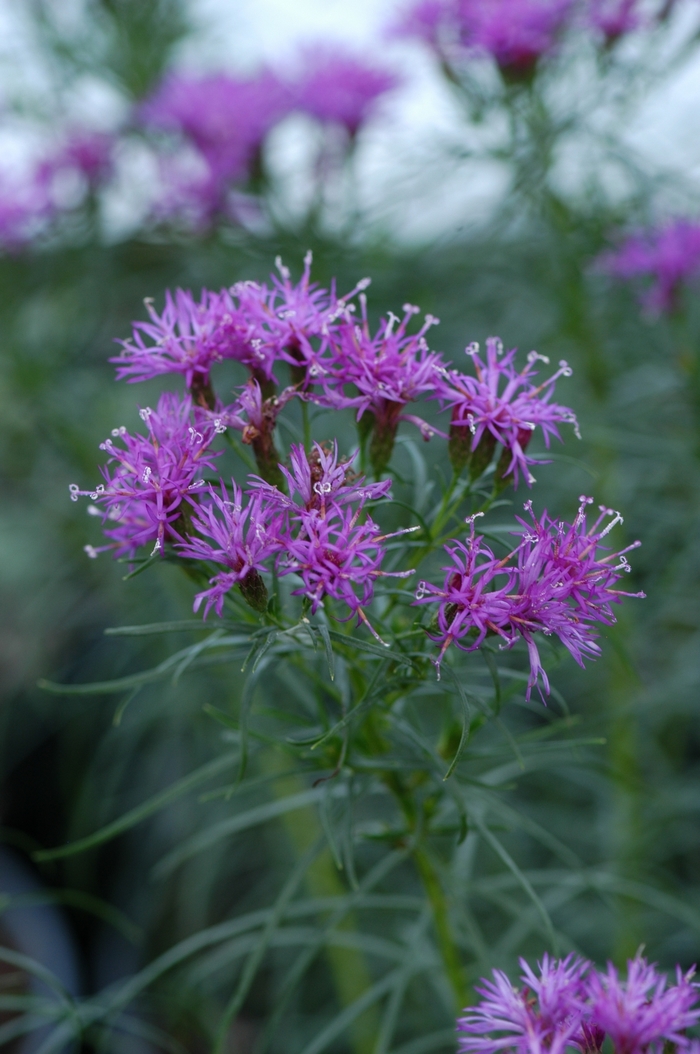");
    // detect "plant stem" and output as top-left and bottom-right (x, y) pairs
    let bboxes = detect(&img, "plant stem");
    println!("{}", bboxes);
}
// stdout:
(413, 847), (469, 1012)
